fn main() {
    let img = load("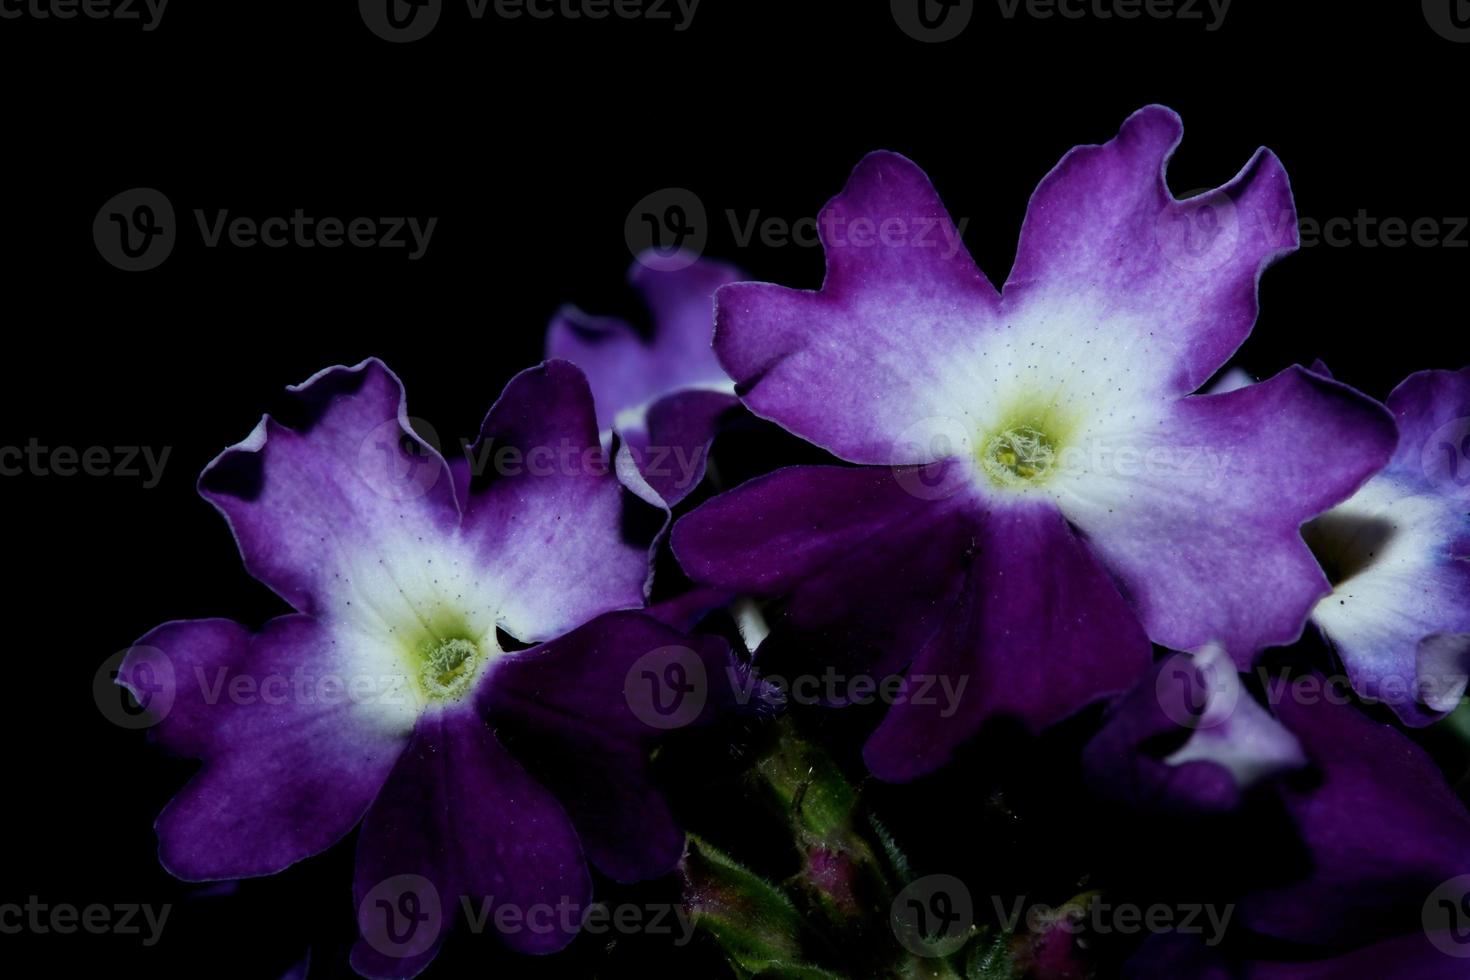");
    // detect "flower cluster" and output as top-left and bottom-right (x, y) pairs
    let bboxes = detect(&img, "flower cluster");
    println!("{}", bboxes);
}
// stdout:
(118, 107), (1470, 979)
